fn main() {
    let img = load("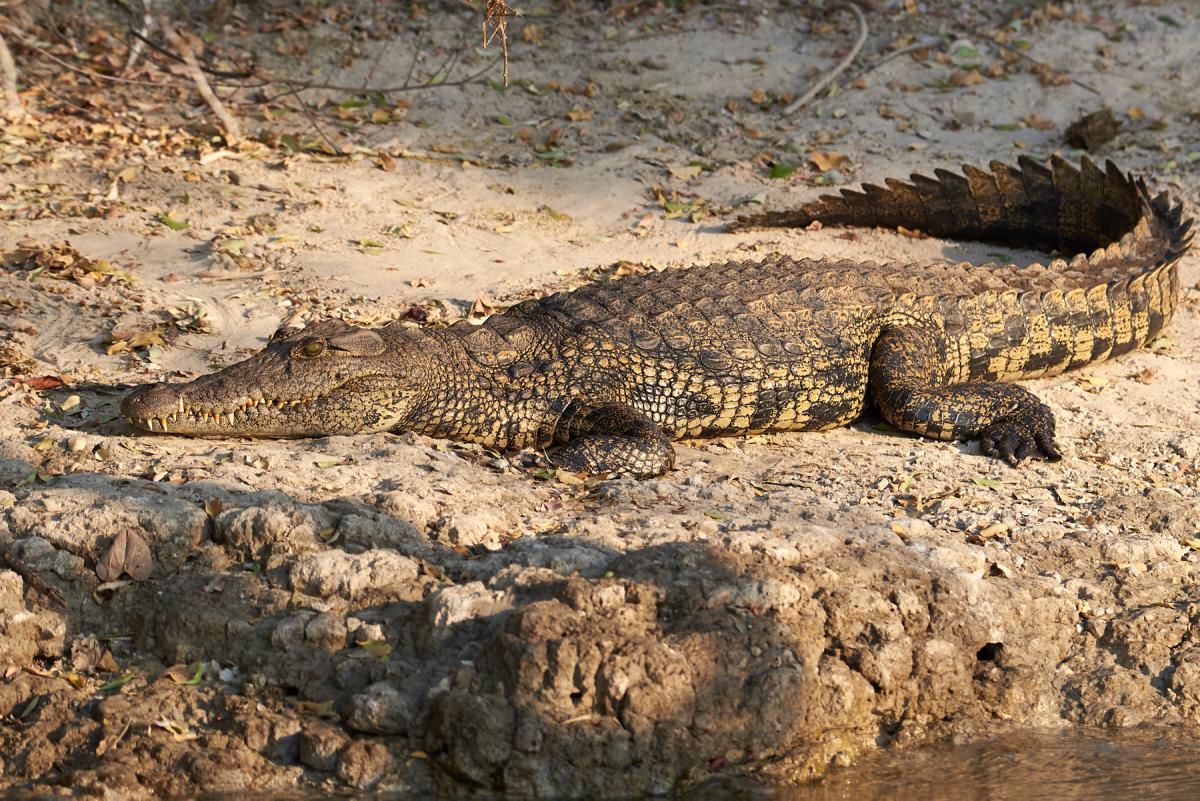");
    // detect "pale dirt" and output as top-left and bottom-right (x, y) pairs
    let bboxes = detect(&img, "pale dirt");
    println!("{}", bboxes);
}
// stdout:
(2, 0), (1200, 798)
